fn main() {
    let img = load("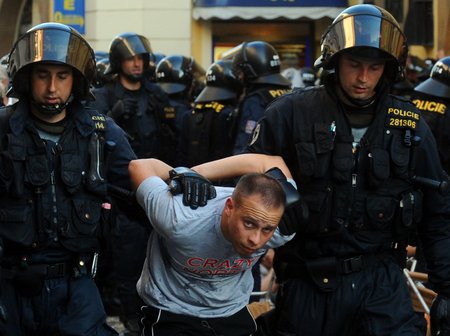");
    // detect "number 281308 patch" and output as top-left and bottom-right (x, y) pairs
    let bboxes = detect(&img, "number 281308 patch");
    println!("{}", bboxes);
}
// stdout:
(386, 107), (420, 130)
